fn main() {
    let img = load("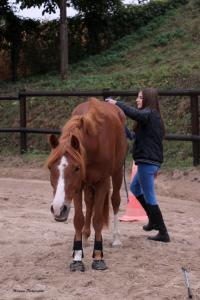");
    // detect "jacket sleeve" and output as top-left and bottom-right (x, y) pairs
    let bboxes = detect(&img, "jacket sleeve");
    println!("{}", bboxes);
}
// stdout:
(116, 101), (150, 123)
